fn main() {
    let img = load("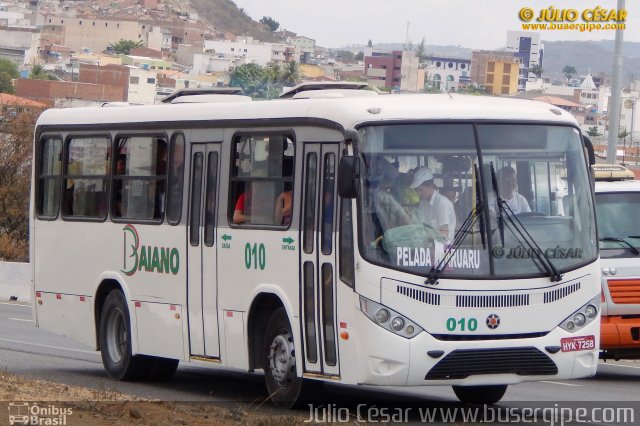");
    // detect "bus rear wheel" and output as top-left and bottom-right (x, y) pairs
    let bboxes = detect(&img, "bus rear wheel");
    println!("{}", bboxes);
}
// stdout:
(452, 384), (508, 404)
(263, 307), (304, 408)
(99, 290), (152, 380)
